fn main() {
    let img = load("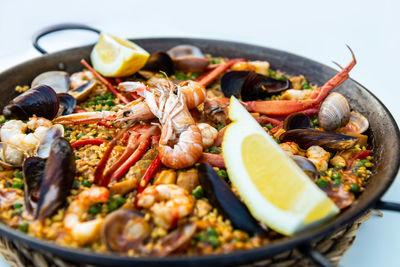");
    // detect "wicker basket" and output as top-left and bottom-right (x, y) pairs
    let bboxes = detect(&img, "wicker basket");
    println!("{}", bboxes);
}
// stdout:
(0, 211), (376, 267)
